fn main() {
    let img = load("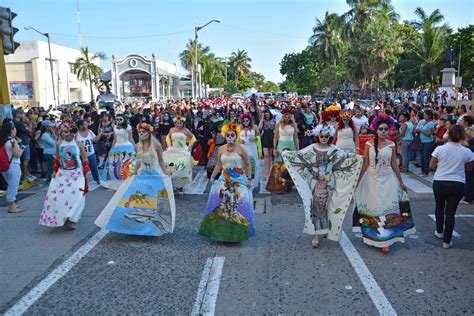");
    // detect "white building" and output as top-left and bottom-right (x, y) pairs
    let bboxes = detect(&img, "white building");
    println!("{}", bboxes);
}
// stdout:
(109, 53), (187, 102)
(5, 40), (100, 107)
